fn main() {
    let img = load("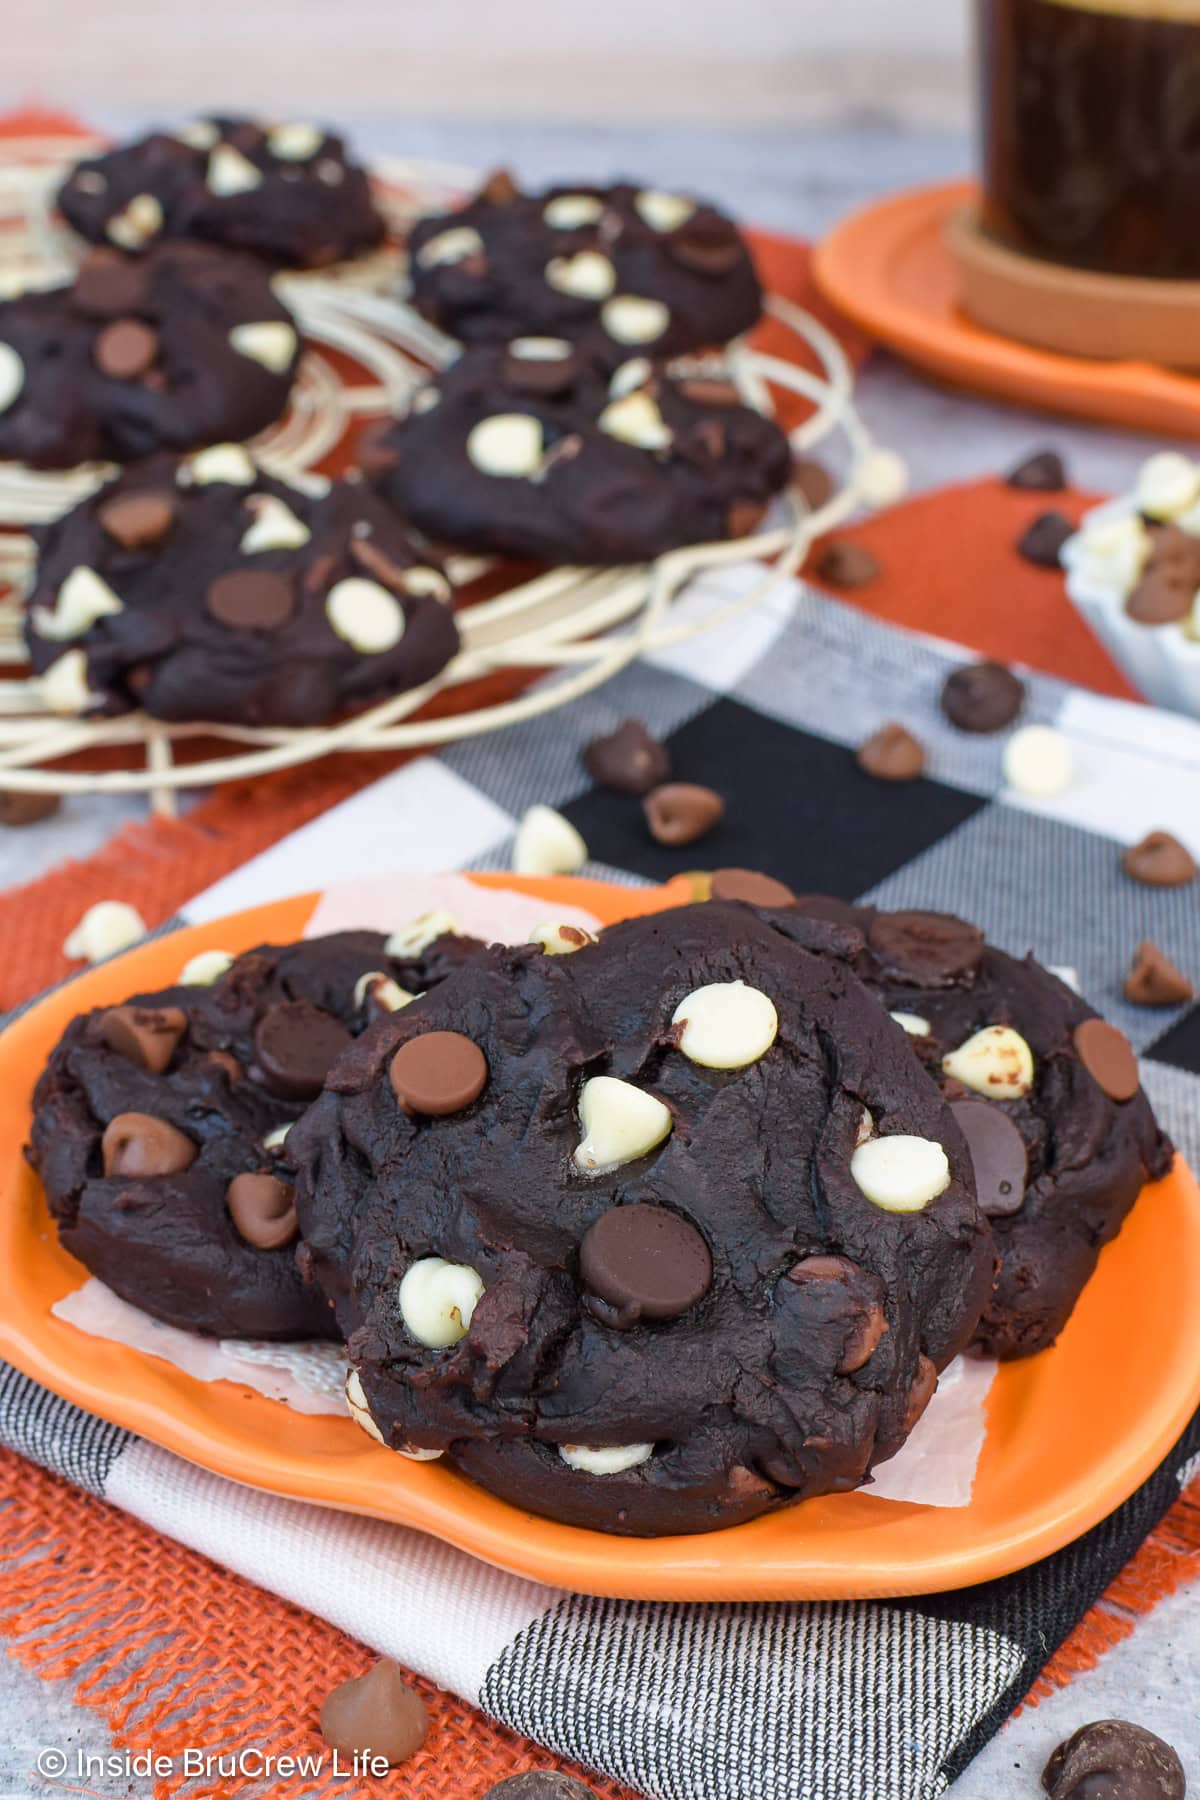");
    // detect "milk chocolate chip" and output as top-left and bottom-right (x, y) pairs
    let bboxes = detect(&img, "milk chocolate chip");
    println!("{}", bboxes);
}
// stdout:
(1124, 940), (1194, 1007)
(100, 1003), (187, 1074)
(582, 717), (670, 794)
(792, 456), (835, 511)
(319, 1659), (429, 1768)
(581, 1203), (712, 1324)
(253, 1001), (351, 1100)
(1042, 1719), (1185, 1800)
(643, 782), (725, 846)
(710, 868), (796, 907)
(856, 723), (925, 781)
(786, 1255), (888, 1373)
(227, 1172), (297, 1249)
(389, 1030), (488, 1116)
(0, 790), (60, 825)
(1123, 831), (1197, 888)
(101, 1111), (196, 1177)
(94, 319), (159, 380)
(1074, 1019), (1140, 1102)
(206, 569), (294, 631)
(97, 491), (175, 550)
(816, 539), (882, 588)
